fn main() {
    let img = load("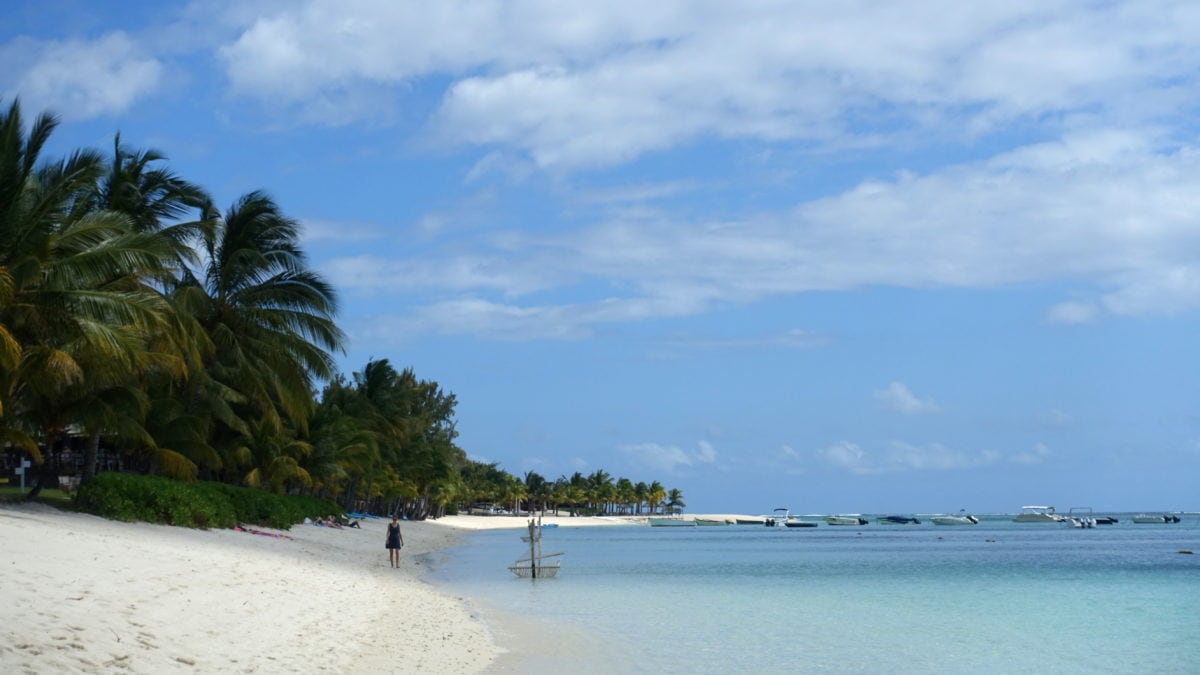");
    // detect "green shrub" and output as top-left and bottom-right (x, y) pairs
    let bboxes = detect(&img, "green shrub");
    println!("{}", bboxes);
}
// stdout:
(74, 473), (340, 530)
